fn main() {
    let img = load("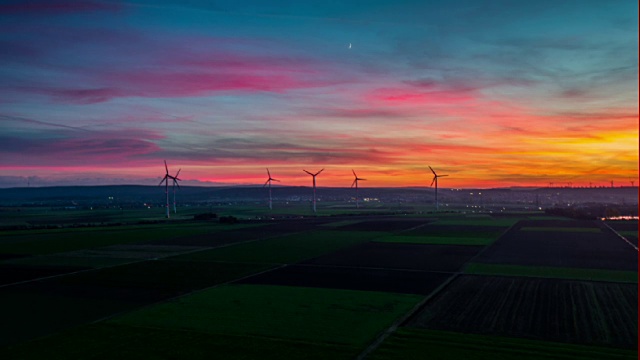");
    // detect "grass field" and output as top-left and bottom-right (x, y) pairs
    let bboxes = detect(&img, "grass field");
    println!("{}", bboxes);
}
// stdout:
(369, 328), (638, 360)
(112, 284), (422, 348)
(464, 263), (638, 283)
